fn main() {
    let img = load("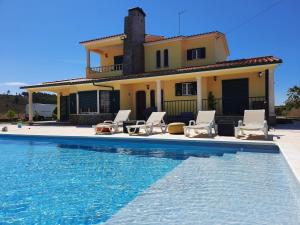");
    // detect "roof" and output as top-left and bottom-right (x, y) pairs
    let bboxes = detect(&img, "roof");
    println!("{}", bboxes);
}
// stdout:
(79, 33), (125, 44)
(79, 31), (224, 45)
(21, 56), (282, 89)
(144, 31), (224, 43)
